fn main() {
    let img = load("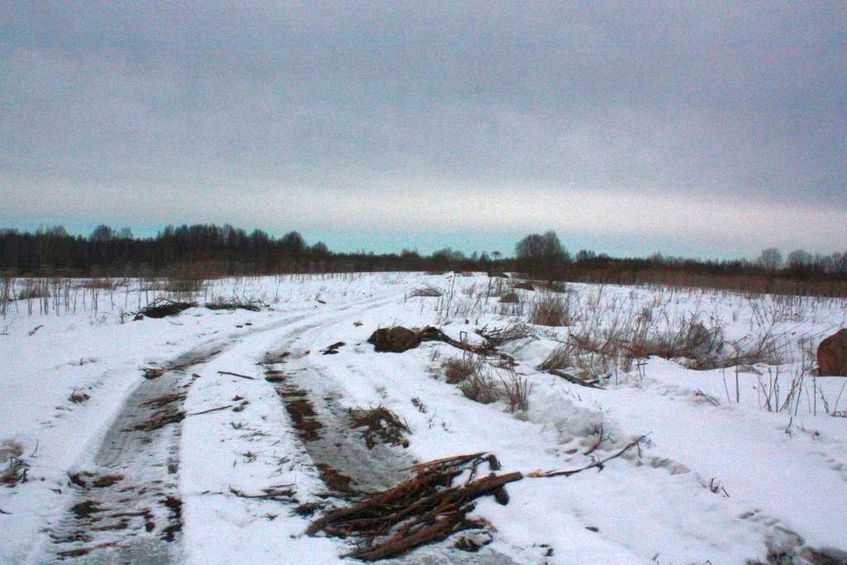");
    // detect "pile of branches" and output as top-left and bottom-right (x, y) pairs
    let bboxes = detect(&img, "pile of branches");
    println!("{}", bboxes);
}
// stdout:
(133, 298), (196, 319)
(308, 452), (522, 561)
(409, 286), (444, 298)
(474, 323), (534, 349)
(205, 298), (266, 312)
